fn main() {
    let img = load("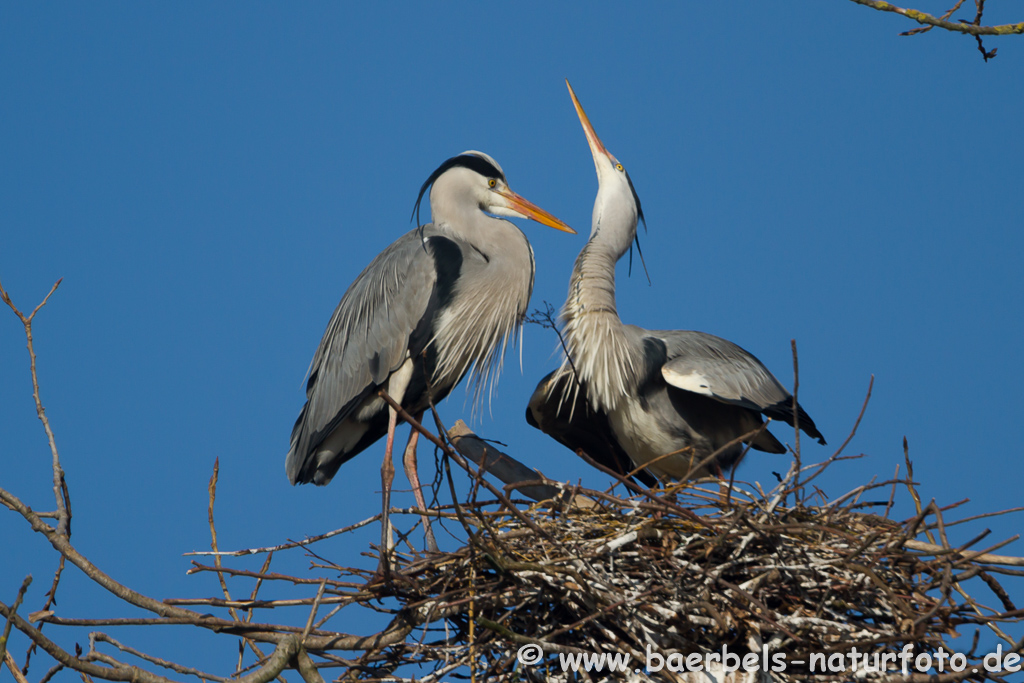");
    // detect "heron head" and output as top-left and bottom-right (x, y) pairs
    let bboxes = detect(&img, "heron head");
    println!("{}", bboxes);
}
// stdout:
(566, 80), (646, 238)
(412, 151), (574, 234)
